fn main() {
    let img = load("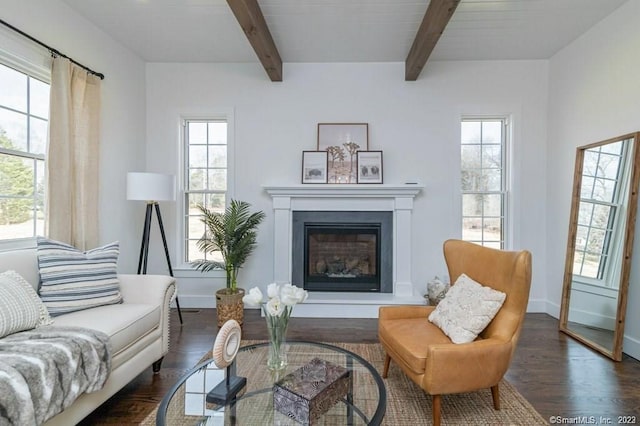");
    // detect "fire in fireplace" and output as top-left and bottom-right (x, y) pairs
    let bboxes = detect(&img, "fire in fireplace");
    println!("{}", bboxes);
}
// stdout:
(292, 211), (393, 293)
